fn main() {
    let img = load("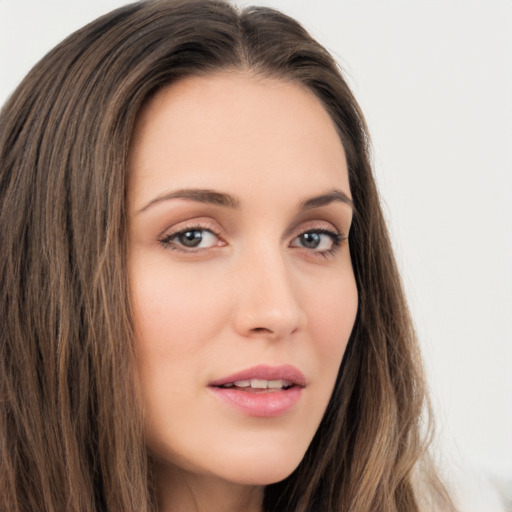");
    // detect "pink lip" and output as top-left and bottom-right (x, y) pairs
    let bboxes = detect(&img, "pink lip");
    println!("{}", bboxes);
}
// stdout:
(208, 364), (306, 418)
